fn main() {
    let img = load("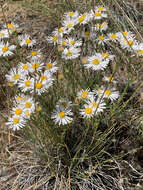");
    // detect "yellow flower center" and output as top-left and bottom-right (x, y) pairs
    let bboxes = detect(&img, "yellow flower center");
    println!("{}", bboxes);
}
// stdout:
(12, 29), (16, 32)
(92, 102), (98, 107)
(13, 118), (20, 124)
(8, 82), (14, 87)
(110, 34), (116, 39)
(85, 31), (90, 36)
(70, 40), (75, 45)
(40, 75), (47, 81)
(36, 106), (42, 111)
(35, 82), (42, 89)
(25, 39), (31, 44)
(98, 7), (104, 11)
(127, 40), (133, 46)
(105, 90), (111, 96)
(99, 35), (104, 41)
(92, 59), (99, 65)
(138, 49), (143, 55)
(32, 51), (37, 56)
(16, 96), (25, 100)
(122, 32), (128, 36)
(61, 102), (67, 107)
(81, 91), (88, 99)
(13, 74), (20, 80)
(62, 41), (67, 46)
(102, 53), (109, 59)
(7, 24), (13, 28)
(78, 14), (86, 23)
(2, 46), (8, 52)
(25, 111), (30, 117)
(67, 50), (72, 57)
(97, 24), (102, 29)
(25, 80), (31, 86)
(107, 77), (114, 82)
(22, 64), (28, 70)
(47, 63), (53, 69)
(58, 111), (65, 118)
(15, 108), (22, 115)
(58, 28), (63, 33)
(25, 102), (32, 108)
(68, 12), (74, 16)
(95, 12), (101, 17)
(53, 36), (58, 41)
(67, 23), (73, 28)
(85, 107), (92, 114)
(32, 63), (39, 69)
